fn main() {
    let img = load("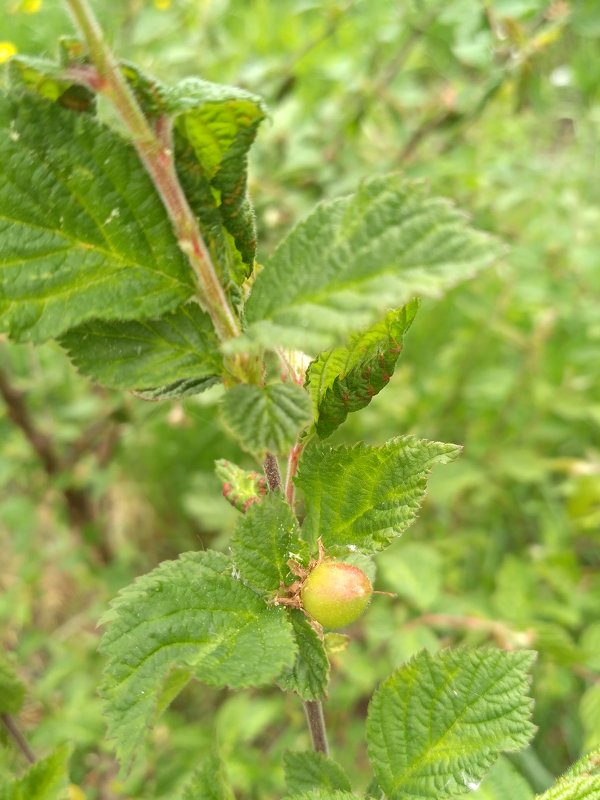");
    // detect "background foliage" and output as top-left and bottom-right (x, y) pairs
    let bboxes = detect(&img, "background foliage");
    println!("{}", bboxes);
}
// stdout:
(1, 0), (599, 797)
